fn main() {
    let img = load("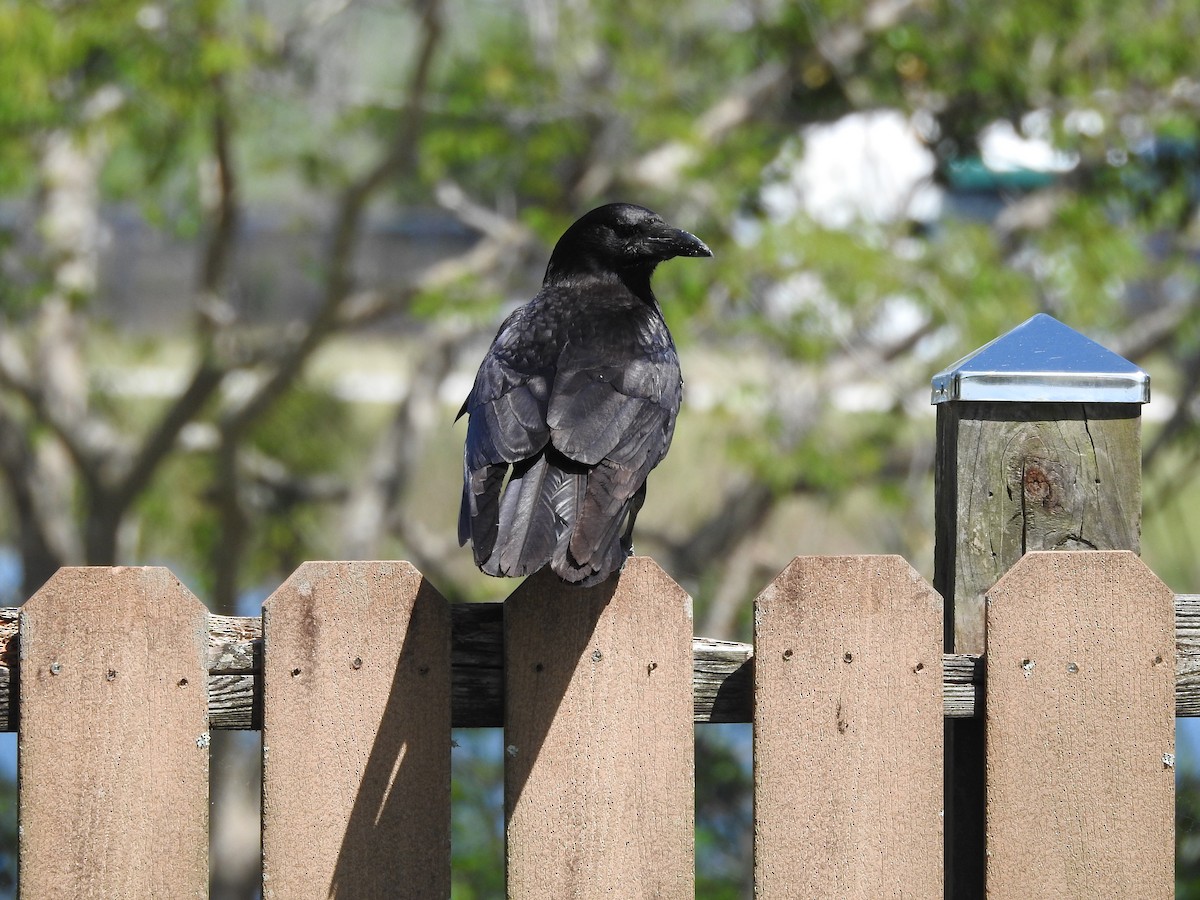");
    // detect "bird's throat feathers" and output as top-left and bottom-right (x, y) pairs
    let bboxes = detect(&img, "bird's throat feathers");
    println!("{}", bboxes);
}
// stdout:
(543, 258), (659, 307)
